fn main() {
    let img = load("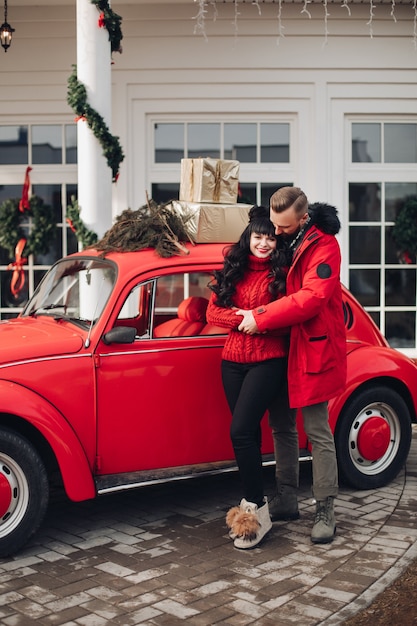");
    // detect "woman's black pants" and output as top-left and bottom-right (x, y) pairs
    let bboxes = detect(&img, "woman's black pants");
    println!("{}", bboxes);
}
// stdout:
(221, 357), (287, 506)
